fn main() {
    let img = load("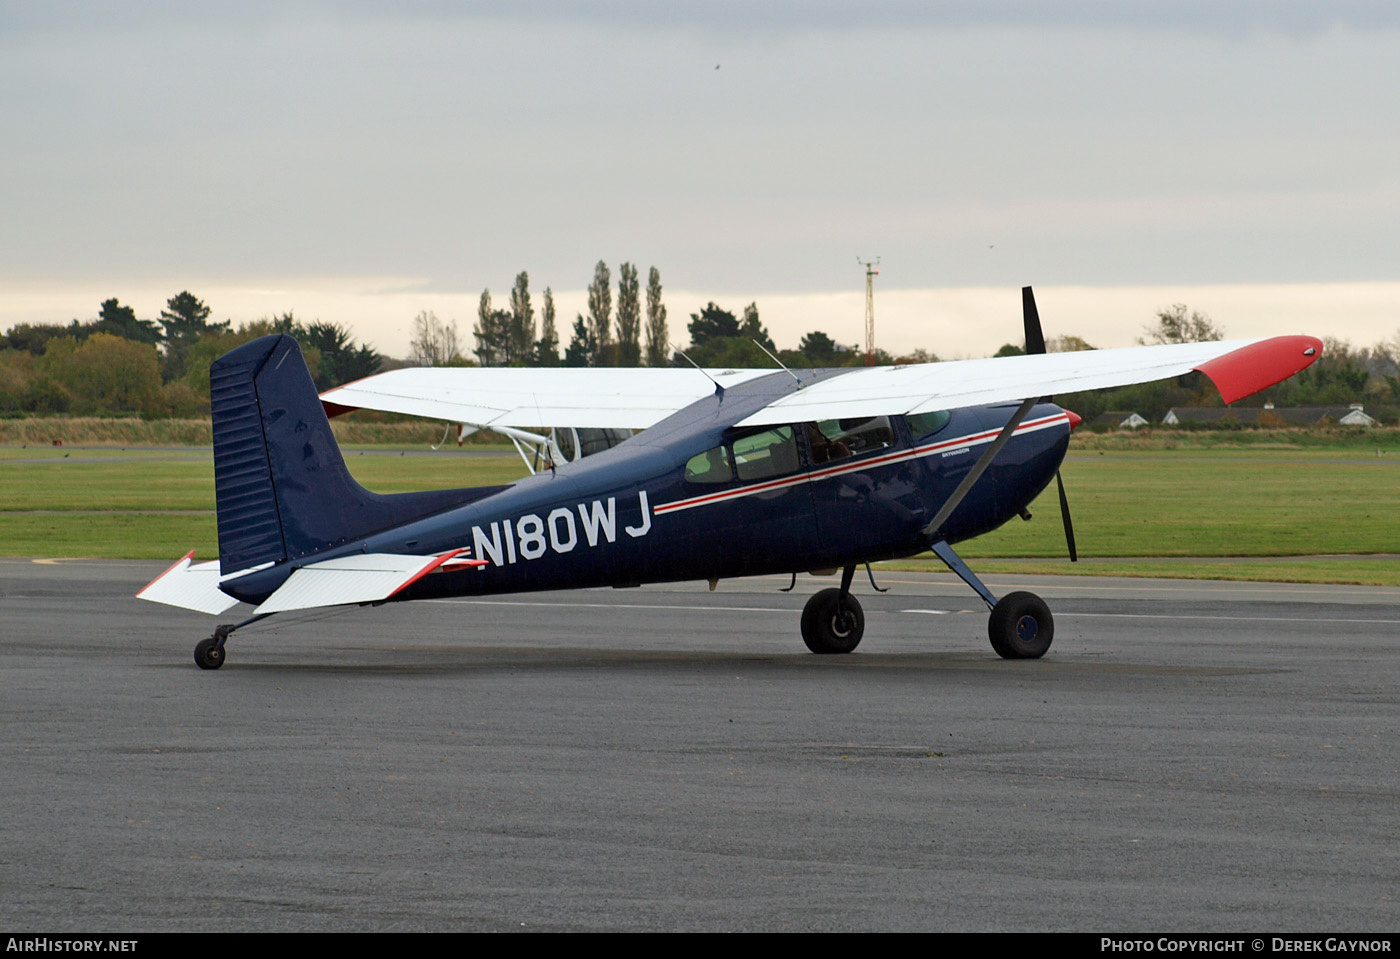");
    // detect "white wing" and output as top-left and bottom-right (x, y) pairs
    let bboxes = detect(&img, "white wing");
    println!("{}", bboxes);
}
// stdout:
(736, 336), (1321, 426)
(321, 366), (773, 430)
(320, 336), (1322, 430)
